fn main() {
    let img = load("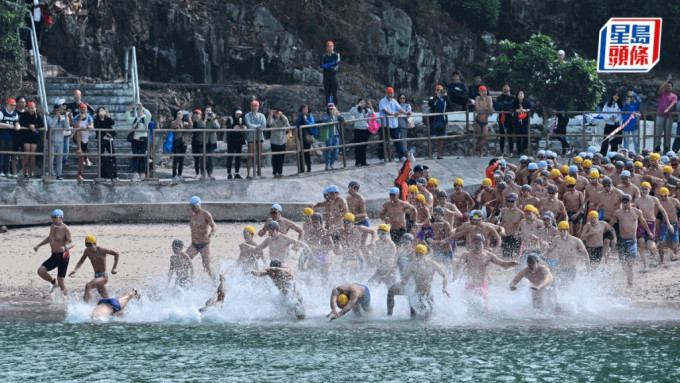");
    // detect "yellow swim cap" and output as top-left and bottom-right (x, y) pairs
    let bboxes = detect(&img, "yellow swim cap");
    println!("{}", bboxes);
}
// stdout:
(378, 223), (391, 232)
(565, 176), (576, 186)
(343, 212), (355, 222)
(337, 294), (349, 308)
(641, 182), (651, 189)
(85, 235), (97, 244)
(588, 211), (599, 220)
(650, 153), (661, 161)
(574, 156), (584, 163)
(561, 165), (569, 174)
(244, 226), (255, 234)
(634, 161), (643, 168)
(664, 165), (673, 174)
(302, 207), (314, 216)
(589, 170), (600, 179)
(558, 221), (570, 230)
(550, 169), (561, 179)
(416, 194), (426, 204)
(482, 178), (492, 186)
(427, 178), (439, 186)
(454, 178), (464, 186)
(523, 204), (539, 215)
(408, 185), (419, 193)
(659, 187), (670, 196)
(415, 244), (428, 254)
(583, 159), (593, 168)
